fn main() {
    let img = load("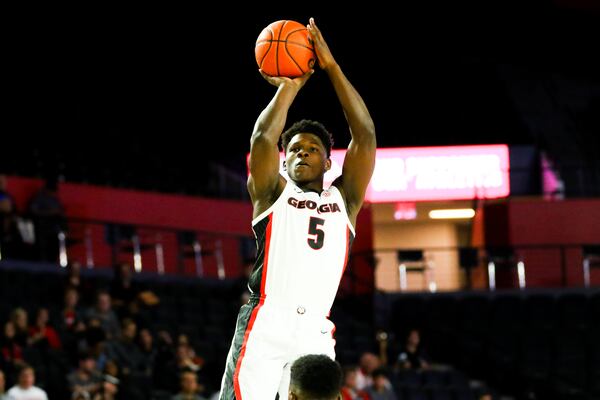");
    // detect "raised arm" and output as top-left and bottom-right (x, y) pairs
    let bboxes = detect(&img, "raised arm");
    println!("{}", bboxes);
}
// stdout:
(307, 18), (376, 223)
(247, 70), (313, 218)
